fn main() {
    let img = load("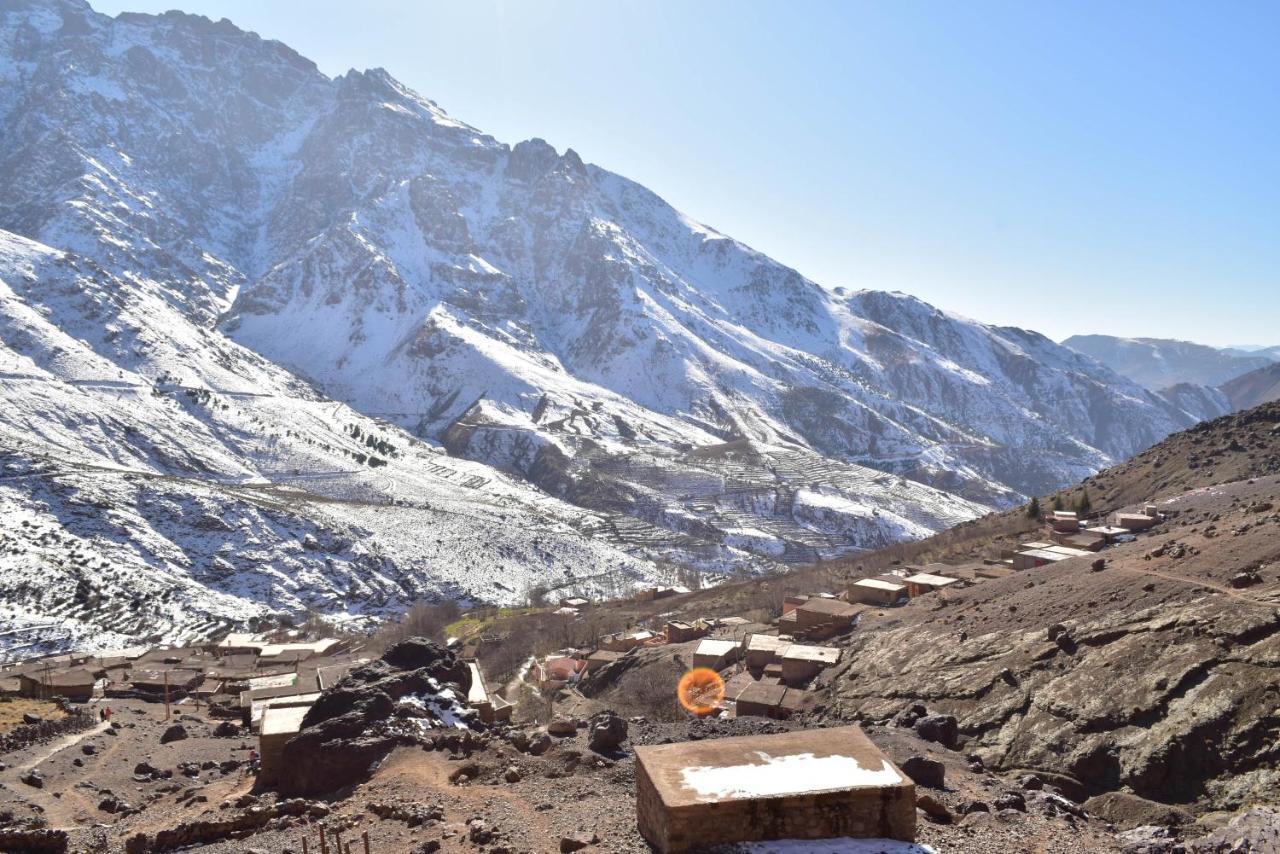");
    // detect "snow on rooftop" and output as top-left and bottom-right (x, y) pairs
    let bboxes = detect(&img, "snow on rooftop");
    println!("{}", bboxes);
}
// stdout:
(680, 751), (902, 801)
